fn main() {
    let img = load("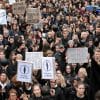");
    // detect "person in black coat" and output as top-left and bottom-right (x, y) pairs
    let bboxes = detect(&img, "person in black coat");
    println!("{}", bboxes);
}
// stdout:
(89, 47), (100, 100)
